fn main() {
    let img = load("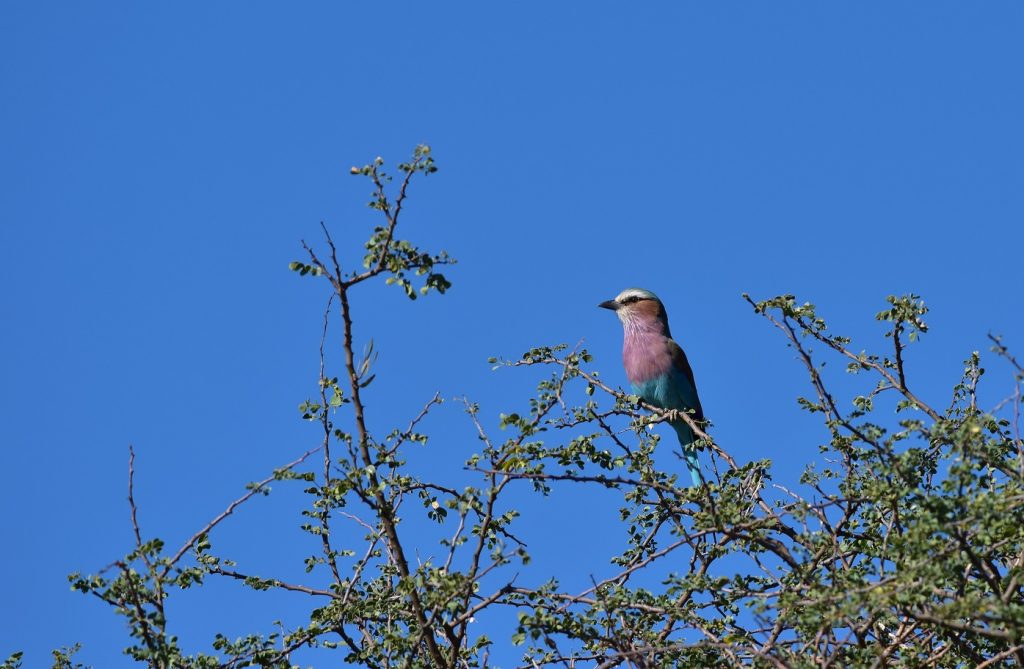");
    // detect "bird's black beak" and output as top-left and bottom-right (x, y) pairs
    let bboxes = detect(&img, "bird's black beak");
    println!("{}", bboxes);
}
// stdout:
(598, 299), (620, 311)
